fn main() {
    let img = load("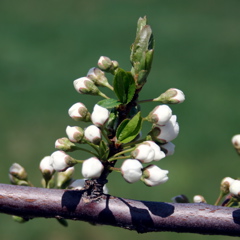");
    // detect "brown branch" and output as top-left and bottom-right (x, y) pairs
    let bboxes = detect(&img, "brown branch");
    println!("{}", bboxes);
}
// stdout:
(0, 183), (240, 236)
